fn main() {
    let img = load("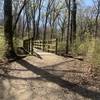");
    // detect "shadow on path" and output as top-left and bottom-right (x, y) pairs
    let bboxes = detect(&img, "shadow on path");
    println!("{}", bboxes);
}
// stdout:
(0, 59), (74, 72)
(0, 59), (100, 100)
(16, 59), (100, 100)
